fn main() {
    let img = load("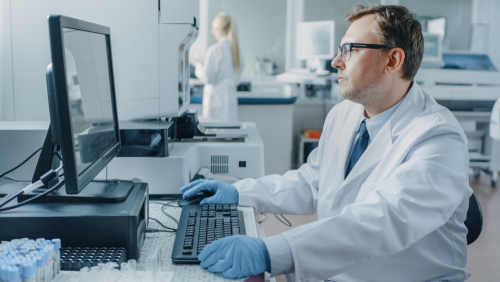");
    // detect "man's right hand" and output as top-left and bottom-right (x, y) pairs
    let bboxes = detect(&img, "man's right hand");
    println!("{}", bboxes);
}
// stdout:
(180, 179), (239, 204)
